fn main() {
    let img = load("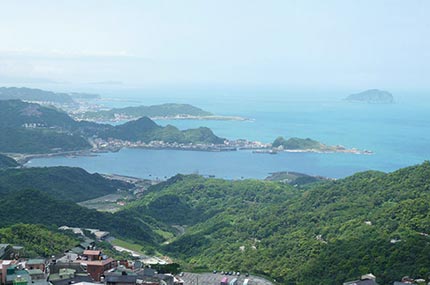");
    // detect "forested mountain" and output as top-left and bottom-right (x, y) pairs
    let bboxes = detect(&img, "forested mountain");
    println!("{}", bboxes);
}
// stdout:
(0, 224), (78, 257)
(123, 162), (430, 285)
(79, 103), (213, 121)
(1, 159), (429, 284)
(0, 189), (165, 245)
(0, 154), (19, 168)
(104, 117), (225, 144)
(0, 87), (75, 103)
(0, 100), (224, 153)
(0, 166), (131, 202)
